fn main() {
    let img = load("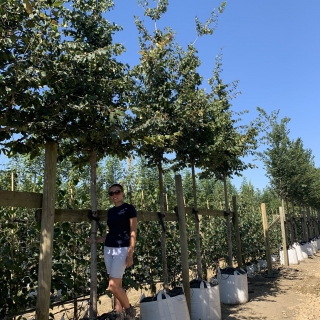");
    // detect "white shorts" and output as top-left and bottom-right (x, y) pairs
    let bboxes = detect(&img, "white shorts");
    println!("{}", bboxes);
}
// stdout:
(104, 246), (128, 279)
